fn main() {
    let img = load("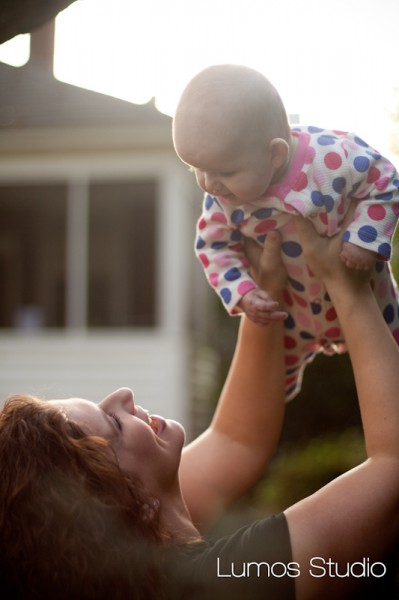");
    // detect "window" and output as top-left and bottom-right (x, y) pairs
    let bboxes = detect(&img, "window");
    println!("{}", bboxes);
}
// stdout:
(88, 180), (157, 327)
(0, 179), (157, 329)
(0, 184), (66, 327)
